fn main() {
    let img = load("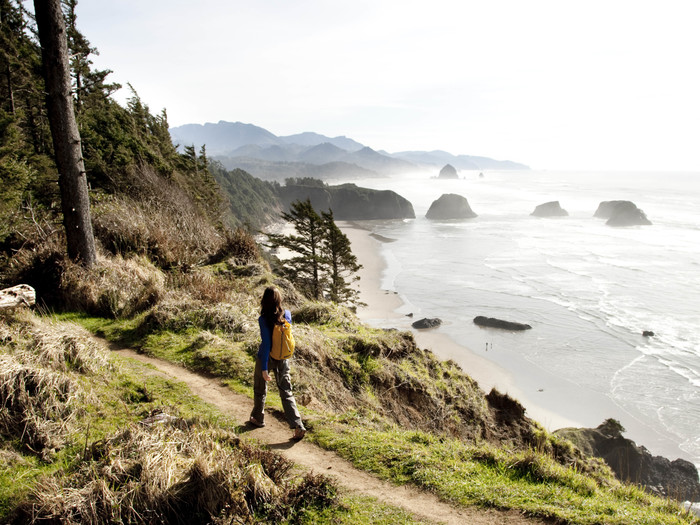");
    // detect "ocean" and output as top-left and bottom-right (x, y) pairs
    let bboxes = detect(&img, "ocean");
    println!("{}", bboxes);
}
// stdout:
(341, 170), (700, 470)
